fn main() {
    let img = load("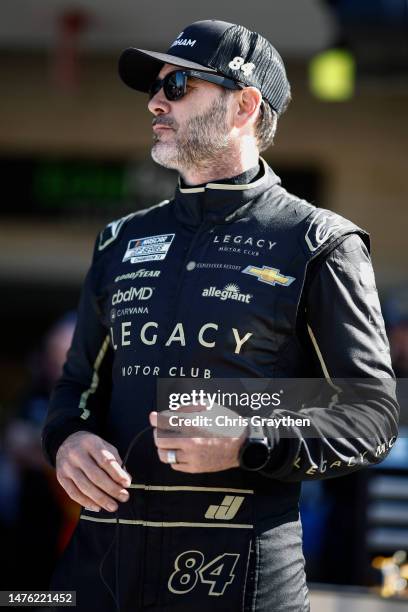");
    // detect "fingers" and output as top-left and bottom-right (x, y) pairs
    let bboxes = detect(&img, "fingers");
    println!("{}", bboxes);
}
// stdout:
(150, 403), (209, 428)
(150, 410), (203, 438)
(151, 414), (200, 471)
(88, 439), (131, 487)
(156, 447), (188, 465)
(56, 432), (132, 512)
(150, 411), (180, 434)
(78, 455), (130, 504)
(59, 456), (129, 512)
(68, 467), (125, 512)
(152, 428), (184, 449)
(151, 424), (190, 469)
(150, 408), (205, 430)
(175, 403), (209, 413)
(57, 475), (102, 512)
